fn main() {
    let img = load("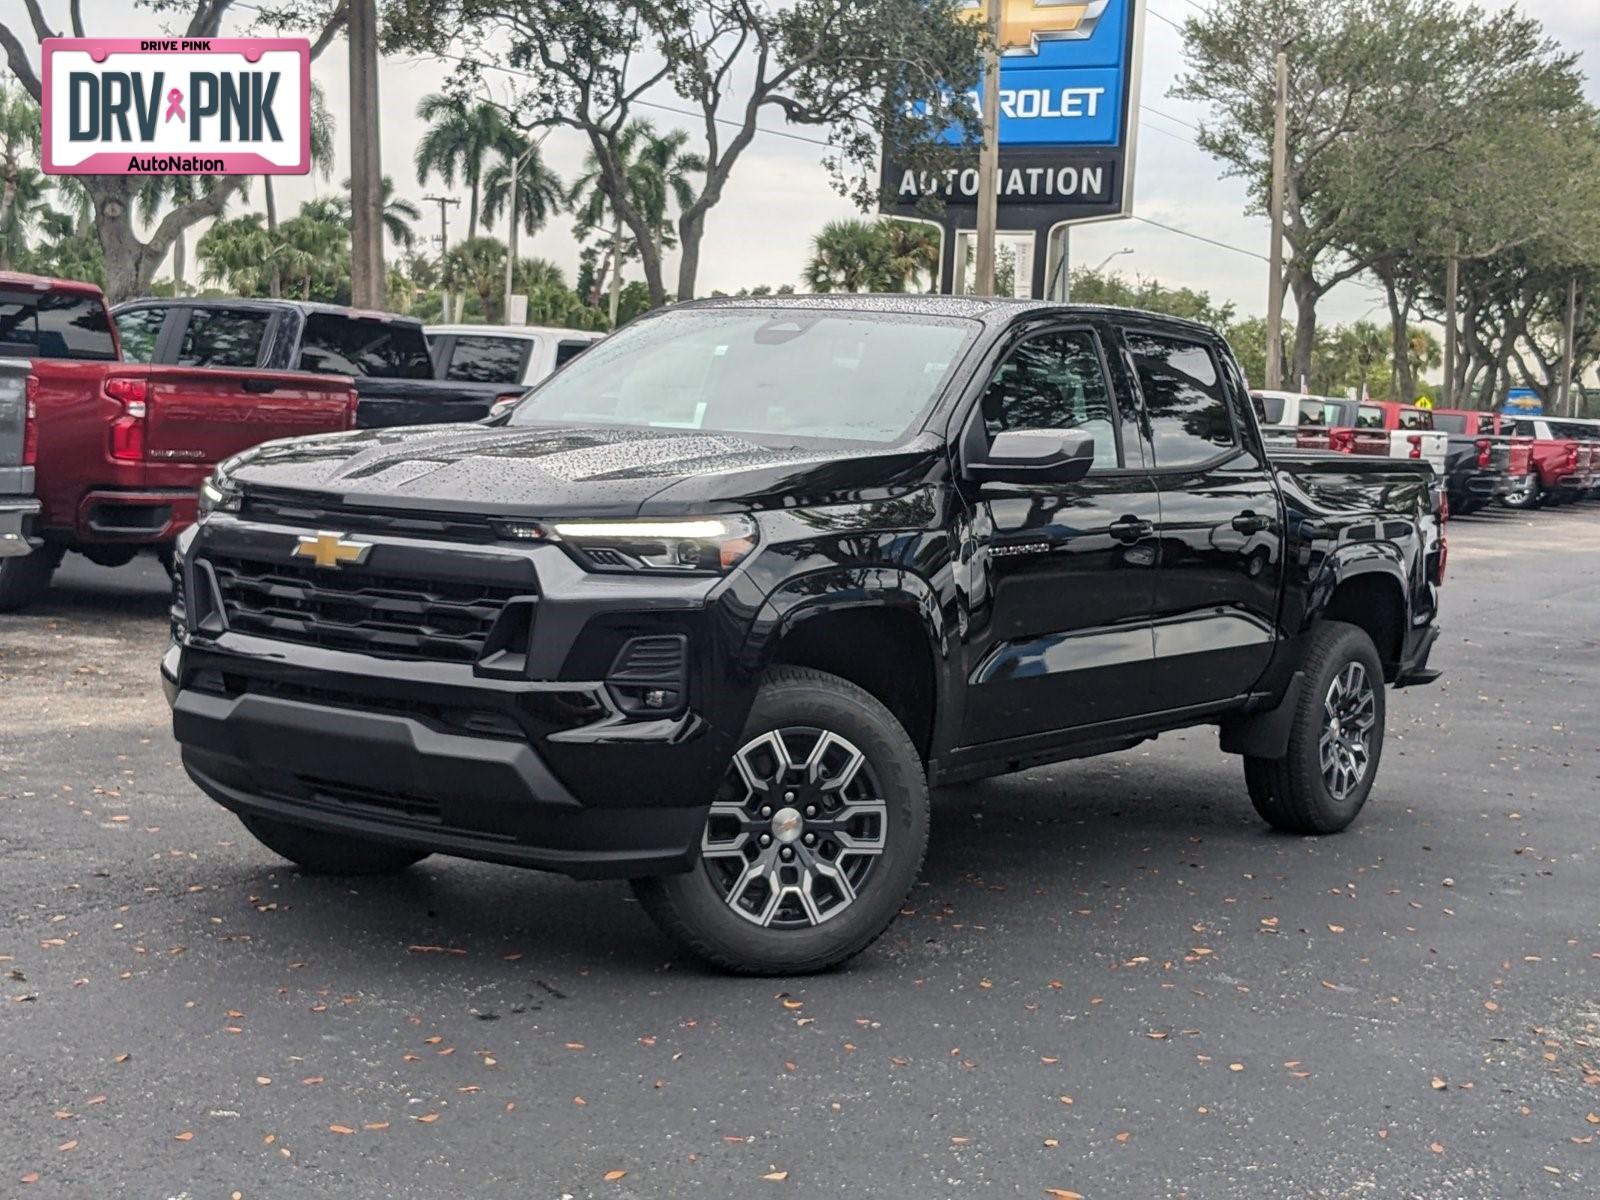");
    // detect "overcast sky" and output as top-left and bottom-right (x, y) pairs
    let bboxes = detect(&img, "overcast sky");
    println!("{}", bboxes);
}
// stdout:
(18, 1), (1600, 328)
